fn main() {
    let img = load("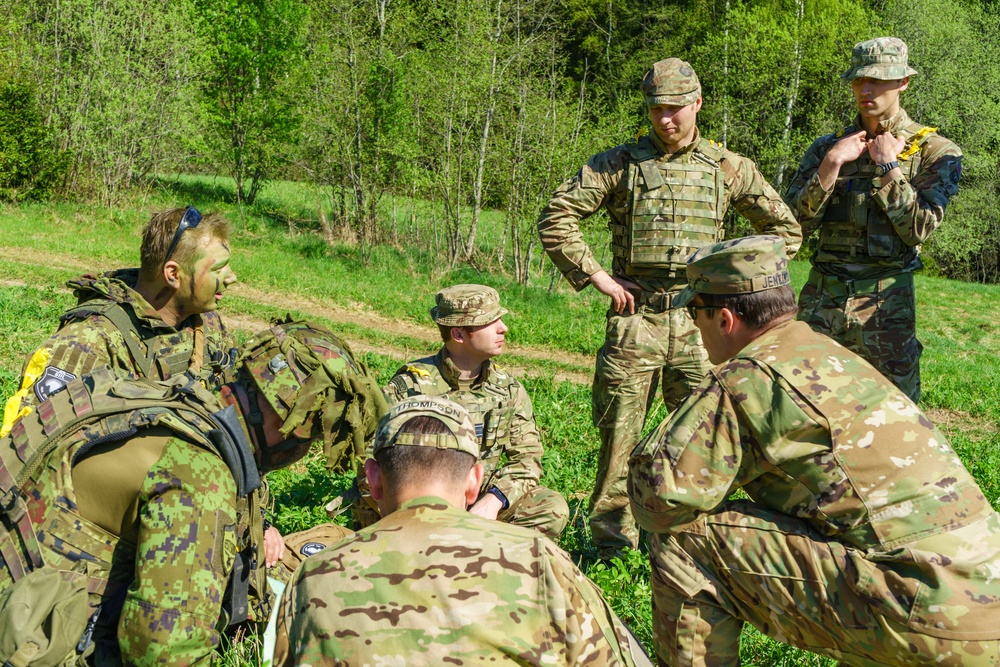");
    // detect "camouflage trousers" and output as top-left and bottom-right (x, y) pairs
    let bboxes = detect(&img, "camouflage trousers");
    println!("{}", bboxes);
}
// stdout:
(591, 303), (709, 559)
(798, 268), (921, 402)
(647, 500), (1000, 667)
(351, 484), (570, 542)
